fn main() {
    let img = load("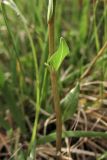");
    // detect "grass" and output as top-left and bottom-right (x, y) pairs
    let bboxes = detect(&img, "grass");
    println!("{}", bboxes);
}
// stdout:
(0, 0), (107, 159)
